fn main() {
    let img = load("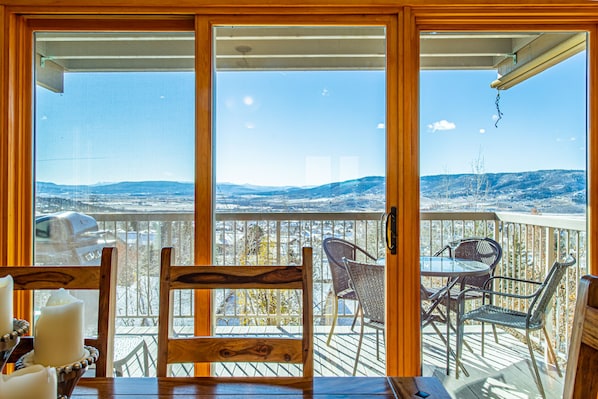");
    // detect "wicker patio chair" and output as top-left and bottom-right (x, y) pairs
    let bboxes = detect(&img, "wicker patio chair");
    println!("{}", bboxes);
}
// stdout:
(342, 258), (384, 376)
(455, 255), (576, 398)
(430, 237), (502, 299)
(423, 237), (502, 346)
(323, 237), (377, 346)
